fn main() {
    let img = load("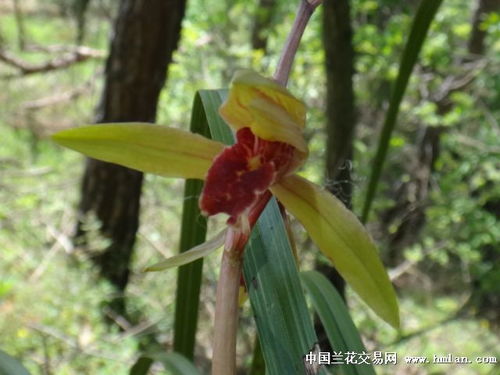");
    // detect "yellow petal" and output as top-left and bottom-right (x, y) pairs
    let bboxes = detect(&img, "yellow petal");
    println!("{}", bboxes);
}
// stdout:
(52, 123), (224, 180)
(219, 70), (308, 153)
(143, 229), (226, 272)
(271, 175), (400, 328)
(238, 285), (248, 306)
